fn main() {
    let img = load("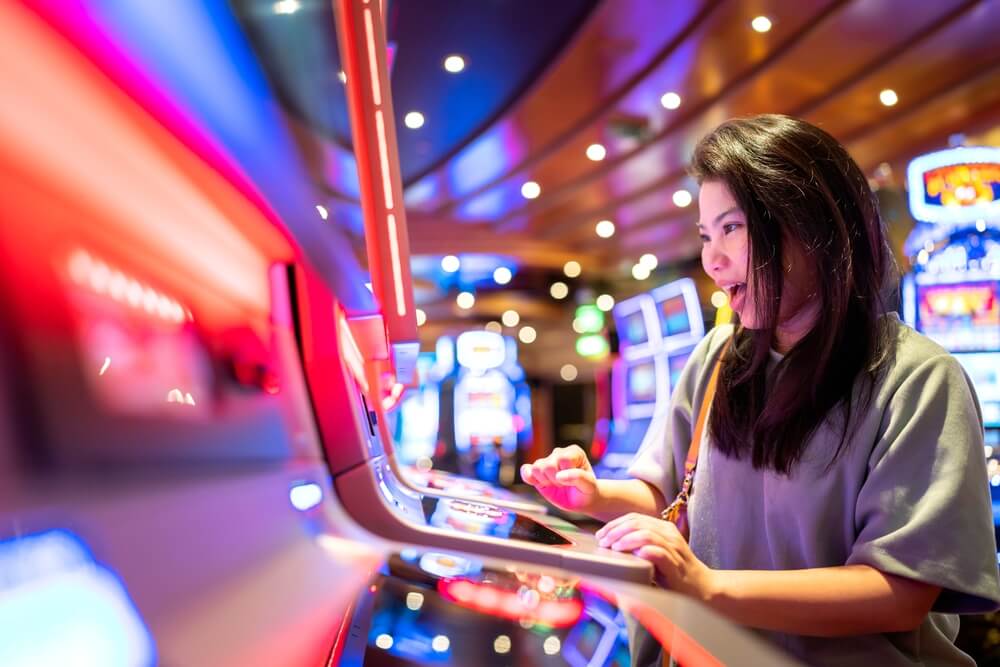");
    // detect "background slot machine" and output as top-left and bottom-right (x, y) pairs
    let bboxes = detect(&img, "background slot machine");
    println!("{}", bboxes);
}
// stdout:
(451, 331), (519, 485)
(393, 352), (441, 466)
(596, 279), (705, 478)
(901, 146), (1000, 540)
